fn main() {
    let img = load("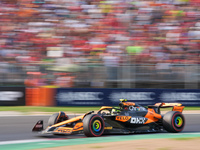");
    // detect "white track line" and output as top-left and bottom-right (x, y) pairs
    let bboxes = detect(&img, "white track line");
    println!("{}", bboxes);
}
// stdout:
(0, 139), (50, 145)
(1, 132), (200, 145)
